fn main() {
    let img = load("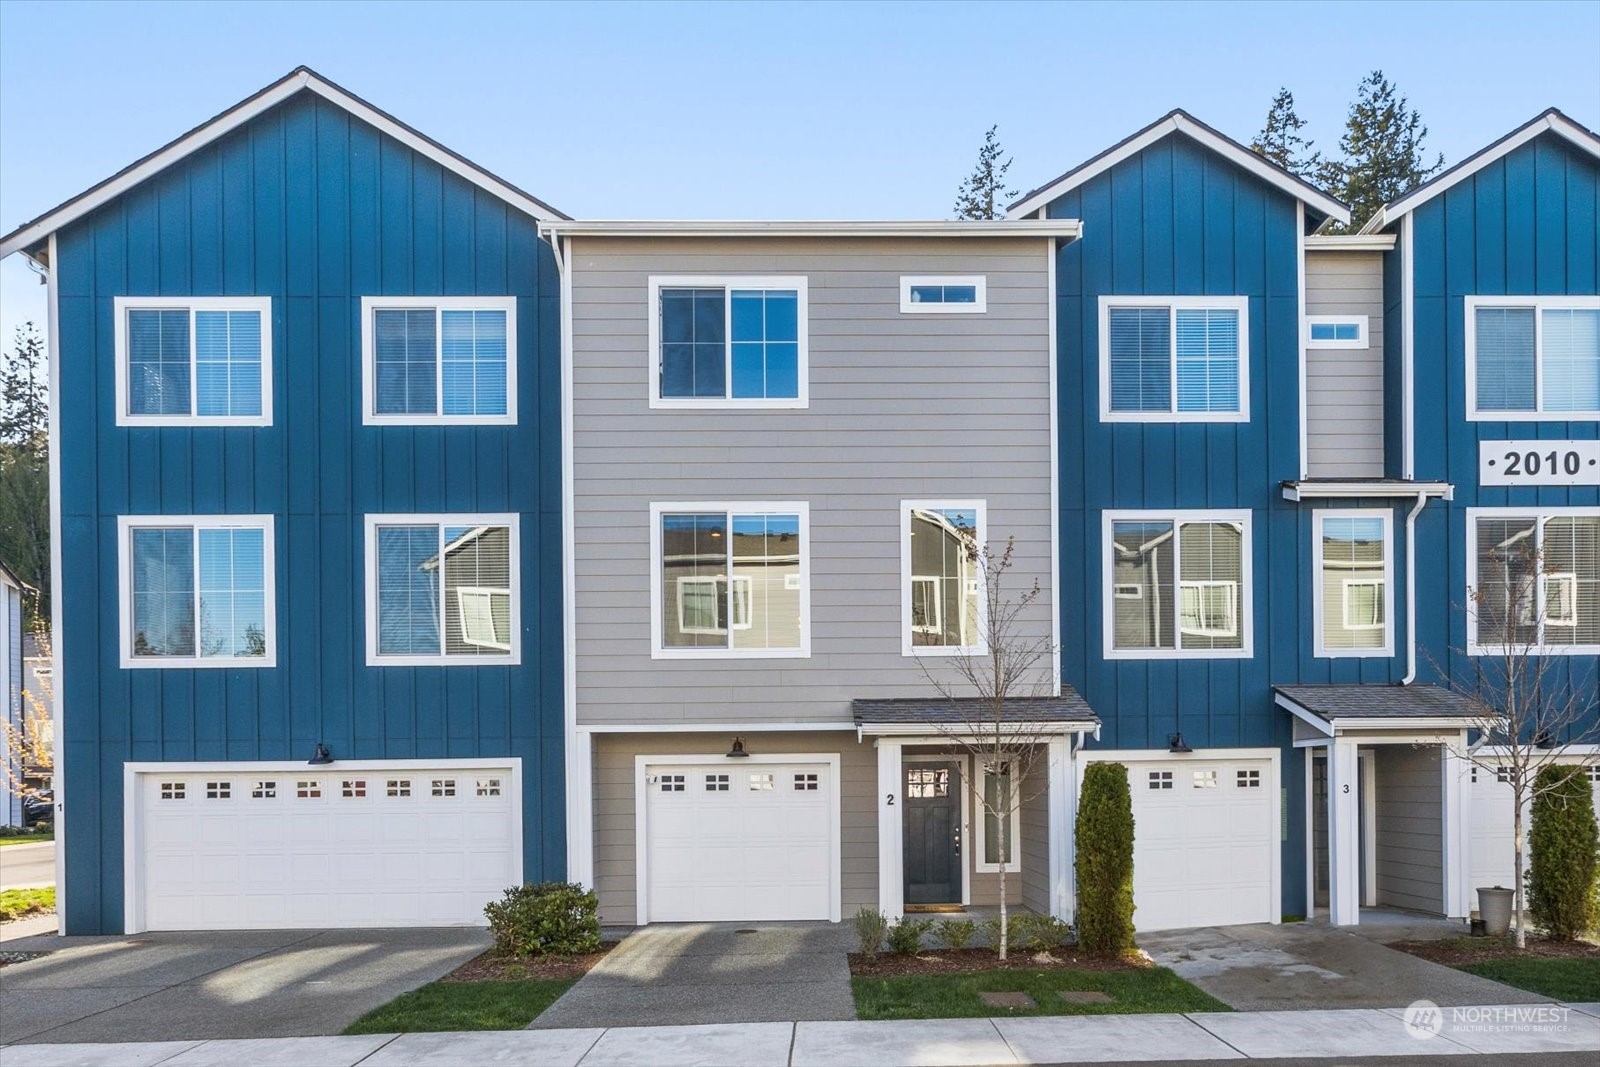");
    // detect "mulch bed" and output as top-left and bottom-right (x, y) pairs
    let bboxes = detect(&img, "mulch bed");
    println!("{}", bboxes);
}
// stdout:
(849, 947), (1149, 978)
(442, 941), (620, 983)
(1390, 936), (1600, 966)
